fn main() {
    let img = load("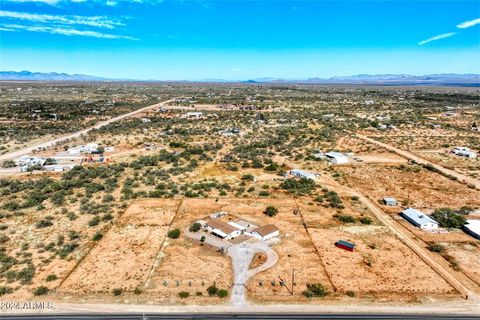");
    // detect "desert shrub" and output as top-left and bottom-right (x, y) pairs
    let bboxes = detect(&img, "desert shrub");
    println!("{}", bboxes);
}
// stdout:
(302, 283), (328, 298)
(88, 216), (100, 227)
(0, 235), (9, 244)
(207, 284), (218, 296)
(167, 228), (181, 239)
(33, 286), (49, 296)
(45, 274), (58, 282)
(334, 214), (355, 223)
(189, 222), (202, 232)
(359, 217), (372, 225)
(346, 290), (356, 297)
(36, 219), (53, 229)
(217, 289), (228, 298)
(92, 231), (103, 241)
(133, 287), (142, 295)
(264, 206), (278, 217)
(280, 178), (316, 195)
(428, 243), (444, 253)
(178, 291), (190, 299)
(325, 191), (344, 209)
(57, 243), (79, 259)
(241, 174), (254, 181)
(112, 288), (122, 296)
(0, 286), (13, 296)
